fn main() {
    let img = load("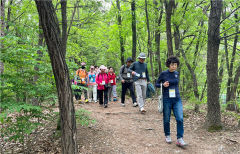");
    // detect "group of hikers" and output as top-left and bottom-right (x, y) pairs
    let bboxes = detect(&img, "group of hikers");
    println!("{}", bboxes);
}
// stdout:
(72, 53), (188, 147)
